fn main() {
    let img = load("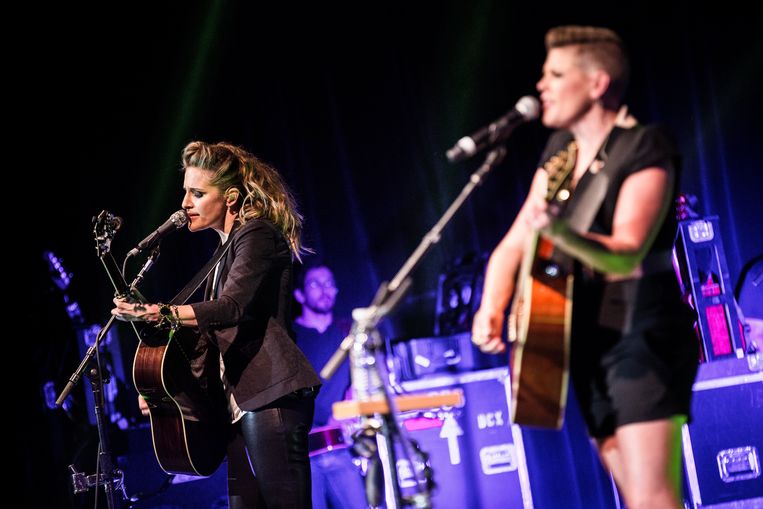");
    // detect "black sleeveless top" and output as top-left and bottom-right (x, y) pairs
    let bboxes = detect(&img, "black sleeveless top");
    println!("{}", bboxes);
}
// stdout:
(539, 124), (680, 256)
(539, 125), (690, 337)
